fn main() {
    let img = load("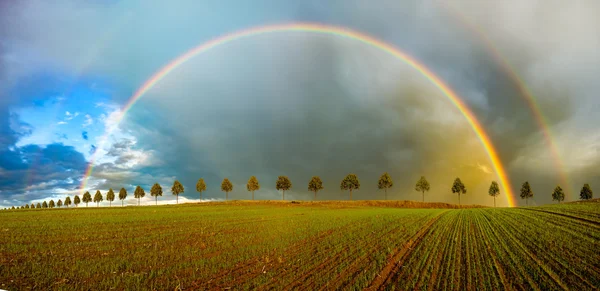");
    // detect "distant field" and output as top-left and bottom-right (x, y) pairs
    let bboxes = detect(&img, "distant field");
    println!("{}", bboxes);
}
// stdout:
(1, 200), (599, 290)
